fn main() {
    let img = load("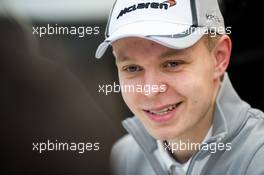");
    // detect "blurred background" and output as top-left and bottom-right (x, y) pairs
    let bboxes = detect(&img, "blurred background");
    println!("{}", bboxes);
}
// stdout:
(0, 0), (263, 174)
